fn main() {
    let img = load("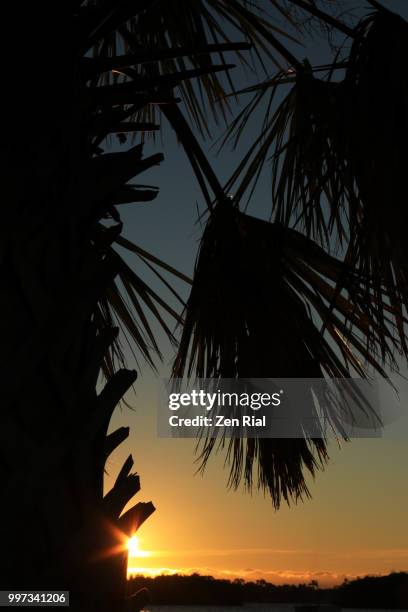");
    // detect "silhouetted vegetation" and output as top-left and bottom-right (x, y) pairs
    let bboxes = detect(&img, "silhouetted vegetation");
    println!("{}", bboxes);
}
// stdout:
(127, 571), (408, 607)
(6, 0), (408, 609)
(333, 572), (408, 609)
(128, 572), (321, 605)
